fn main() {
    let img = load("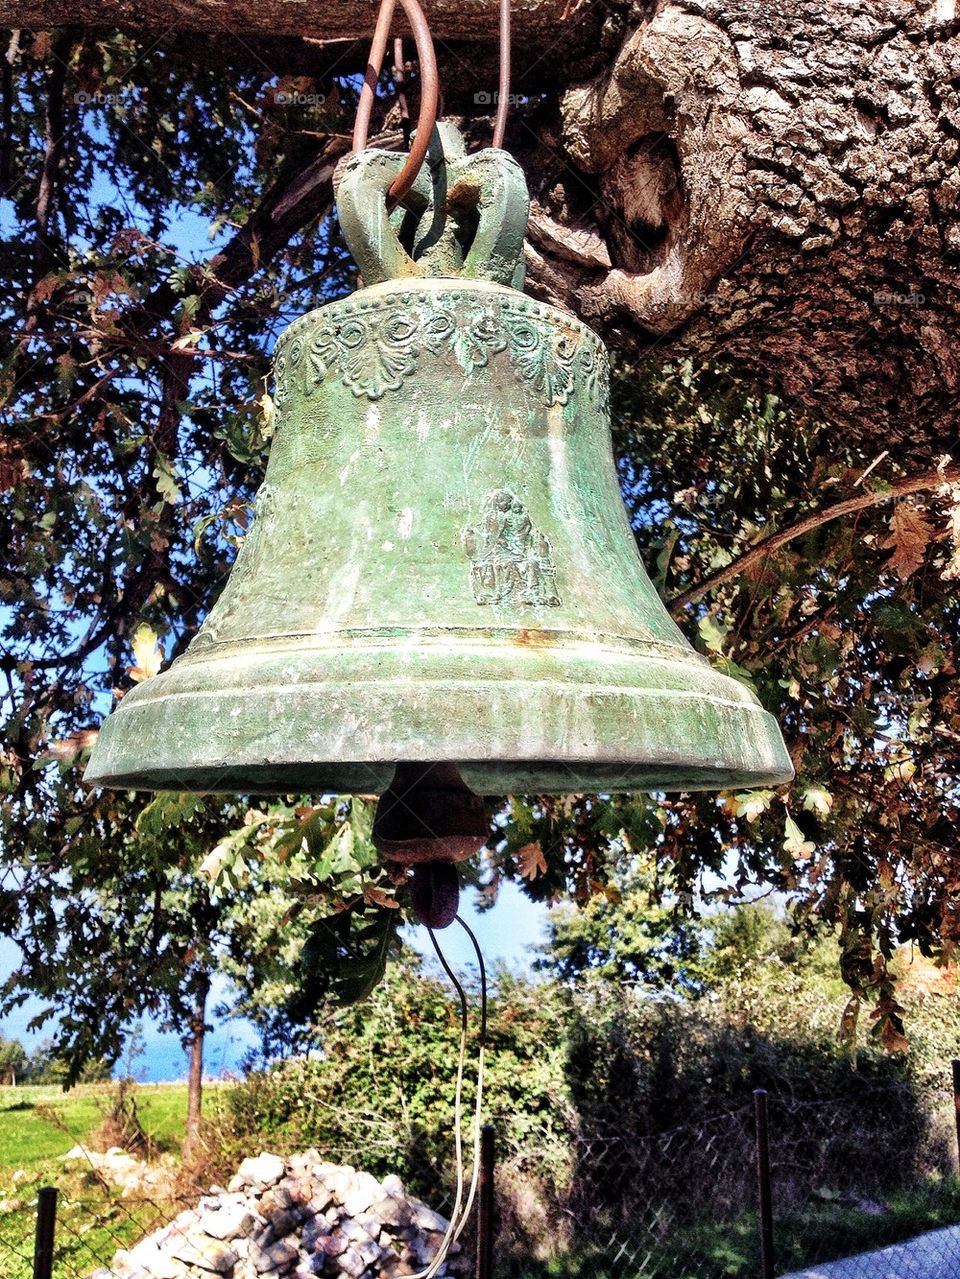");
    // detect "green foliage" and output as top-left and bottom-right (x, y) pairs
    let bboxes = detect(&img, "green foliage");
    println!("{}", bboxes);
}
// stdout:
(549, 898), (960, 1130)
(608, 358), (960, 1021)
(537, 852), (703, 992)
(213, 952), (573, 1197)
